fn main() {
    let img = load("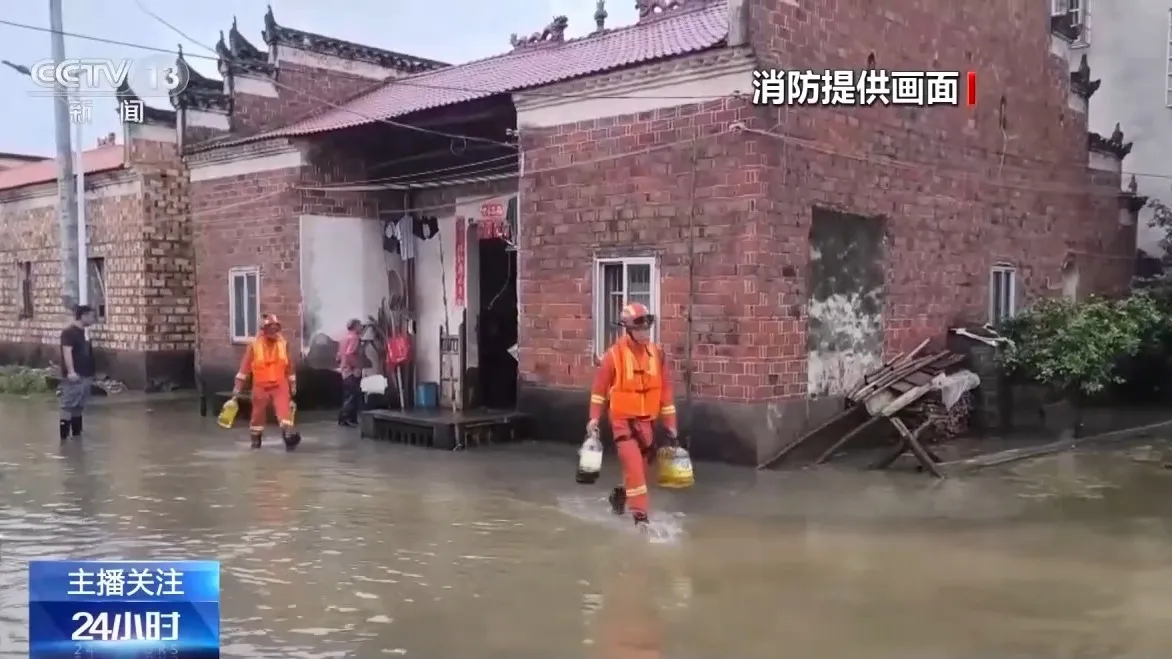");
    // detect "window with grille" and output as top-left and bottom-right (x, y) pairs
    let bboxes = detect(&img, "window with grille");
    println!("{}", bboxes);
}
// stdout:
(594, 257), (659, 355)
(989, 265), (1017, 326)
(16, 262), (32, 319)
(87, 257), (106, 322)
(229, 267), (260, 342)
